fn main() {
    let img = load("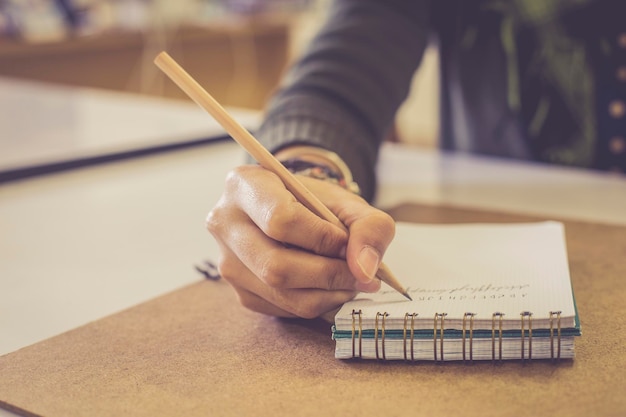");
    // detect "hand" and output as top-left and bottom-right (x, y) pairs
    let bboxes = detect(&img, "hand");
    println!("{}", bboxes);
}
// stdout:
(206, 165), (395, 318)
